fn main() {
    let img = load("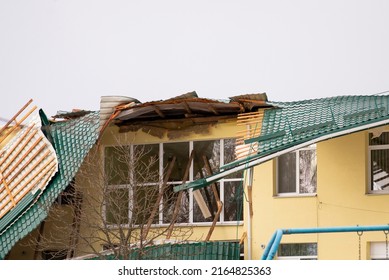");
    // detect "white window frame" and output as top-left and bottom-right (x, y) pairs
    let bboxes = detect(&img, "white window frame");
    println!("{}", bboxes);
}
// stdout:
(277, 243), (318, 260)
(368, 133), (389, 194)
(104, 138), (244, 227)
(276, 145), (317, 197)
(370, 242), (389, 260)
